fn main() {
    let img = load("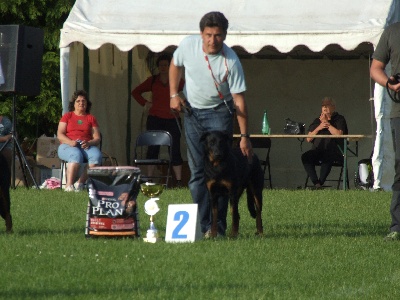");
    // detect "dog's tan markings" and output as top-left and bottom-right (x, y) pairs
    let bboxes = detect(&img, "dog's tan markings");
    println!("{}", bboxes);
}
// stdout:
(220, 179), (232, 189)
(206, 180), (216, 190)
